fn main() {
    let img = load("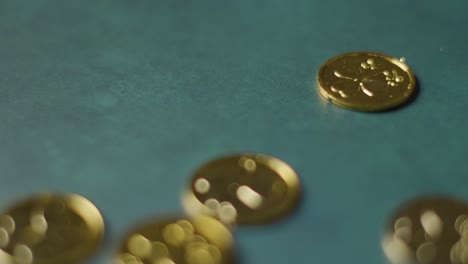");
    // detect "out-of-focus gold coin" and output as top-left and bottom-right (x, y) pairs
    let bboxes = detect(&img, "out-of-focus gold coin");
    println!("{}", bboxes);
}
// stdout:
(0, 192), (104, 264)
(317, 51), (416, 111)
(113, 215), (234, 264)
(381, 196), (468, 264)
(181, 154), (301, 225)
